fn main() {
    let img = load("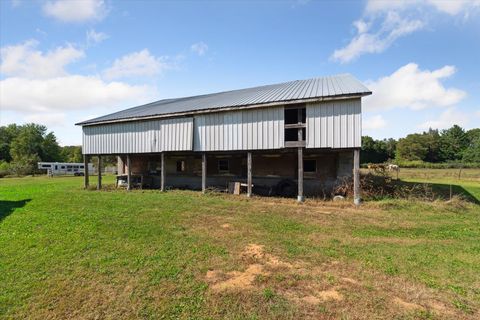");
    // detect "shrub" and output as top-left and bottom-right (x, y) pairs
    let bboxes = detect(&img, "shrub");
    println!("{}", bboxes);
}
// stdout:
(0, 161), (11, 178)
